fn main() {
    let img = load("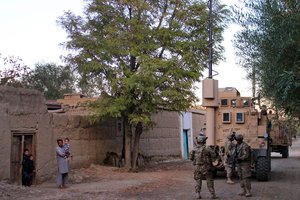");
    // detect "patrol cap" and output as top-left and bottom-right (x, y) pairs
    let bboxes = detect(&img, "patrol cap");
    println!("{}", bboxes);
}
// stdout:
(196, 133), (208, 143)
